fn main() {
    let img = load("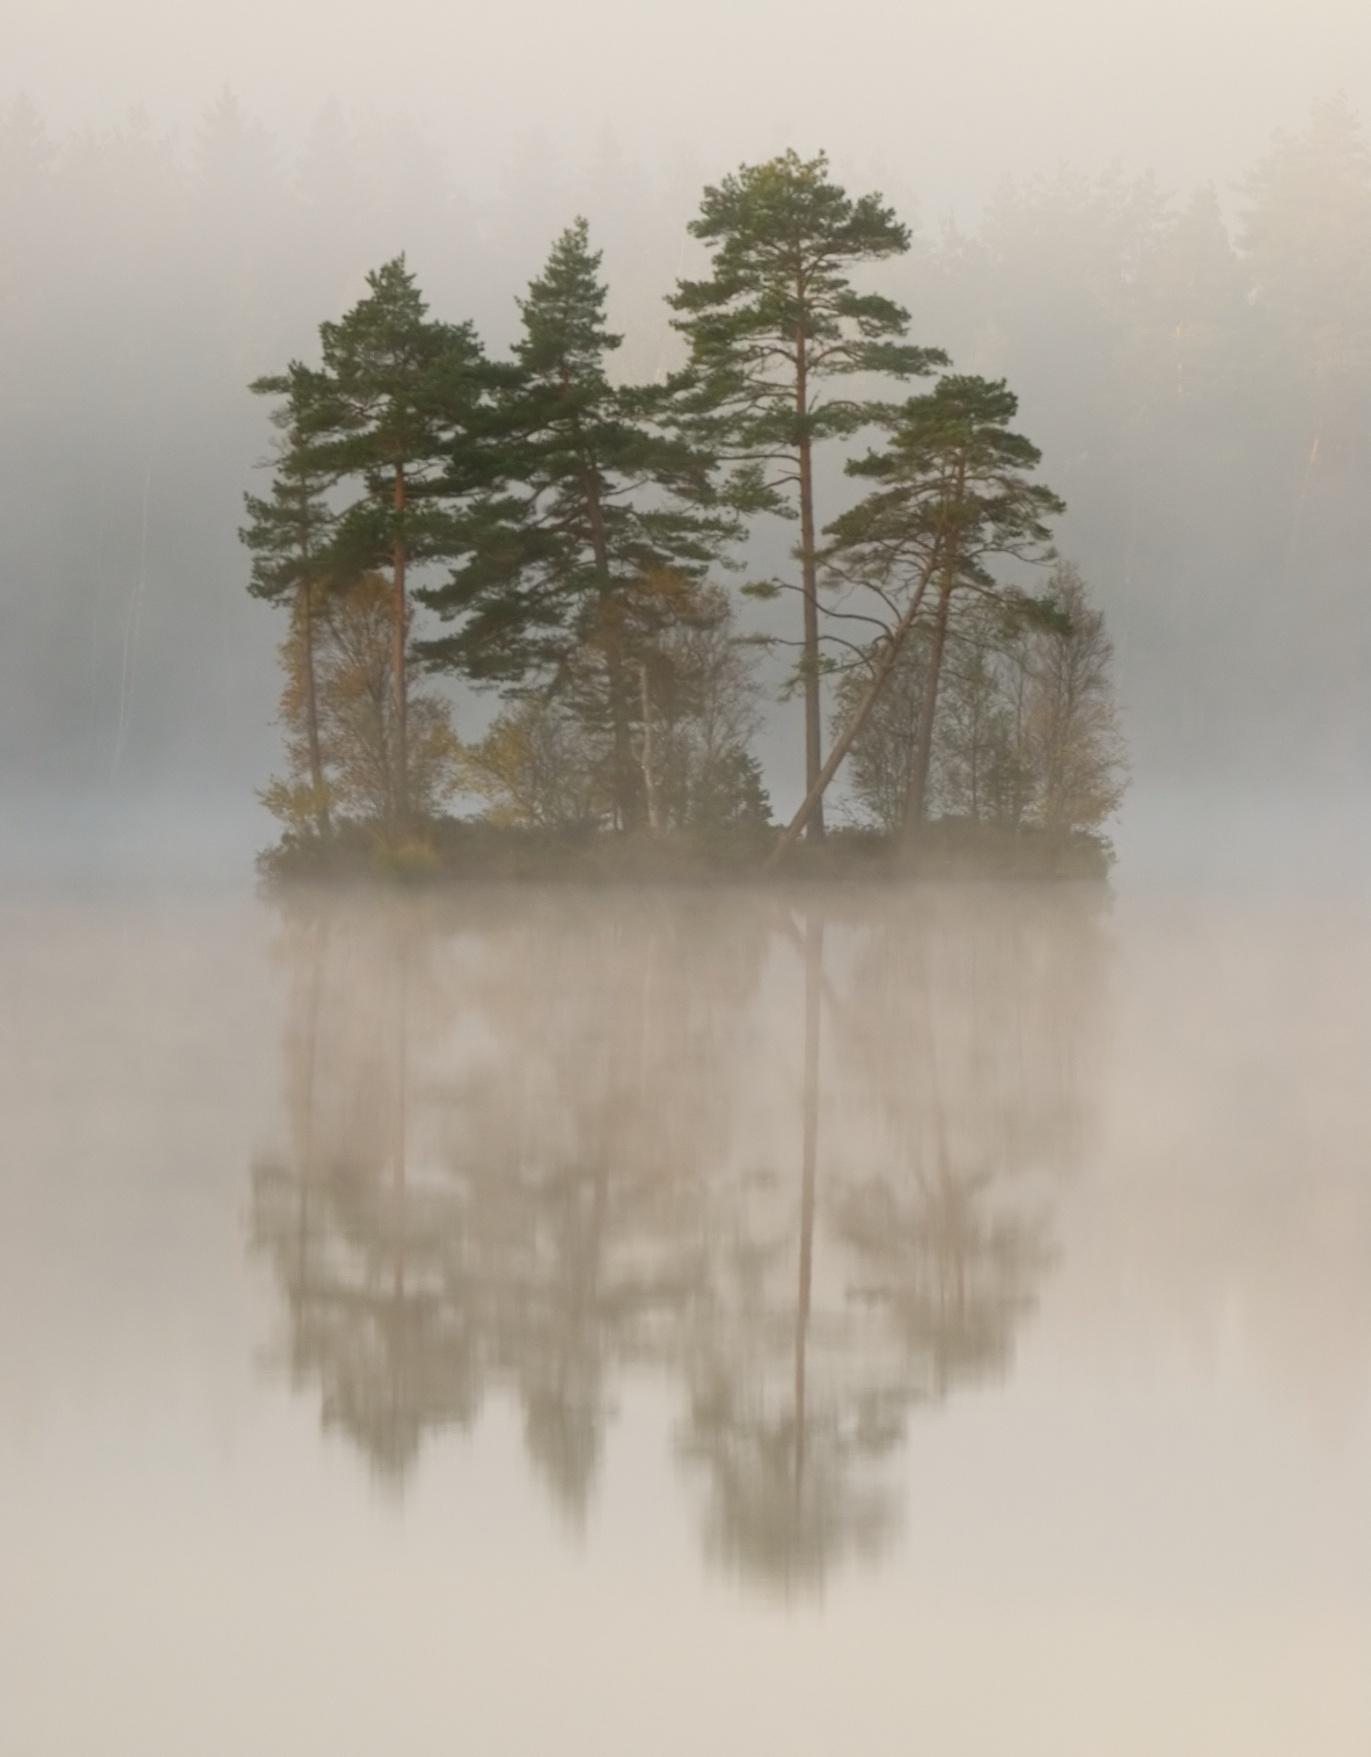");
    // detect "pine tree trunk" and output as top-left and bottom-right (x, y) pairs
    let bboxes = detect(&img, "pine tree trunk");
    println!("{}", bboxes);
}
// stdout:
(903, 454), (965, 840)
(298, 581), (332, 839)
(769, 549), (939, 862)
(904, 577), (954, 836)
(795, 318), (825, 842)
(391, 465), (409, 832)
